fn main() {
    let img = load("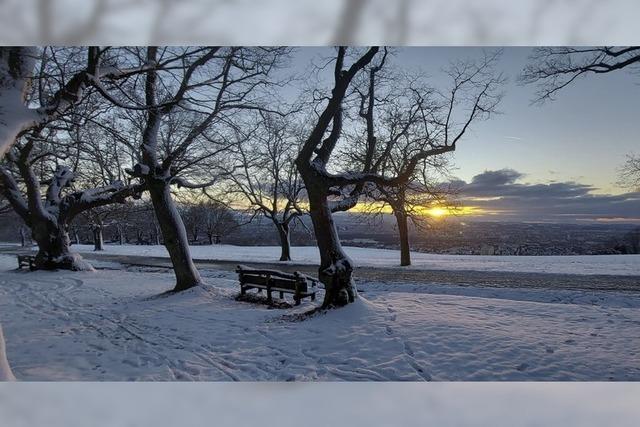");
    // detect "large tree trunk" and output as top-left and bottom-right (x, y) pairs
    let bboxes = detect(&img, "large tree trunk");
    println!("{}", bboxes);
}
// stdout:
(307, 188), (356, 308)
(147, 180), (202, 292)
(394, 209), (411, 266)
(92, 225), (104, 251)
(276, 221), (292, 261)
(31, 219), (91, 270)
